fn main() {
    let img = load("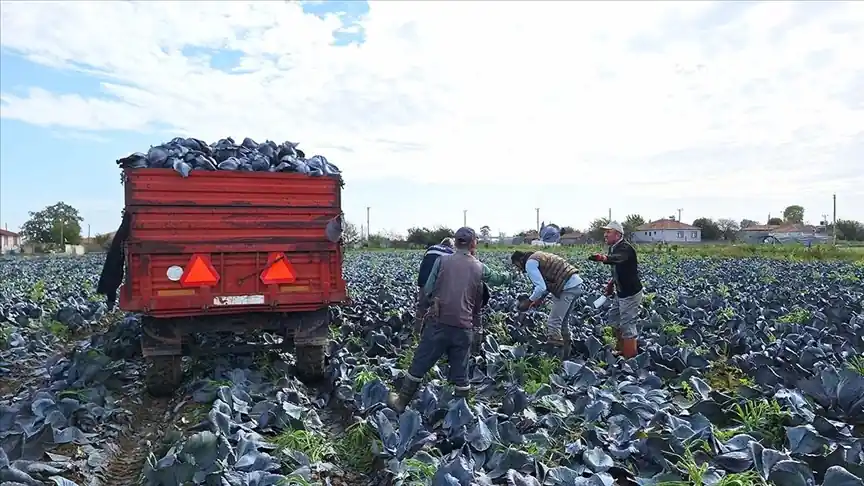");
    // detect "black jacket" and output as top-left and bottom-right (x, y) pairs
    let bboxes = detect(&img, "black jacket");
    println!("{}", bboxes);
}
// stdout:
(603, 239), (642, 298)
(417, 244), (454, 287)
